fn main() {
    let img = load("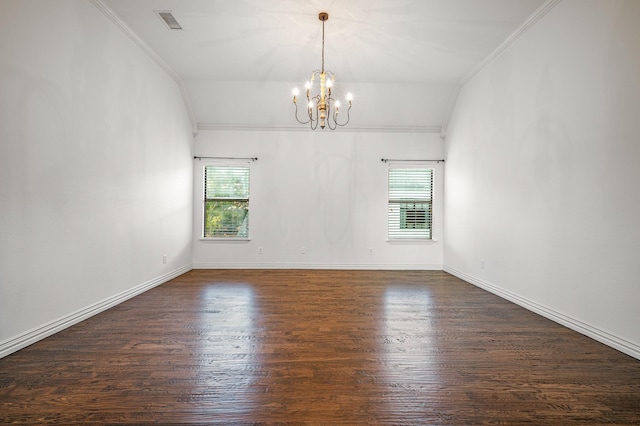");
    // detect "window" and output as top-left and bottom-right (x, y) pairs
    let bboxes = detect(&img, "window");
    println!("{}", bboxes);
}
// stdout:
(203, 165), (250, 238)
(388, 167), (433, 240)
